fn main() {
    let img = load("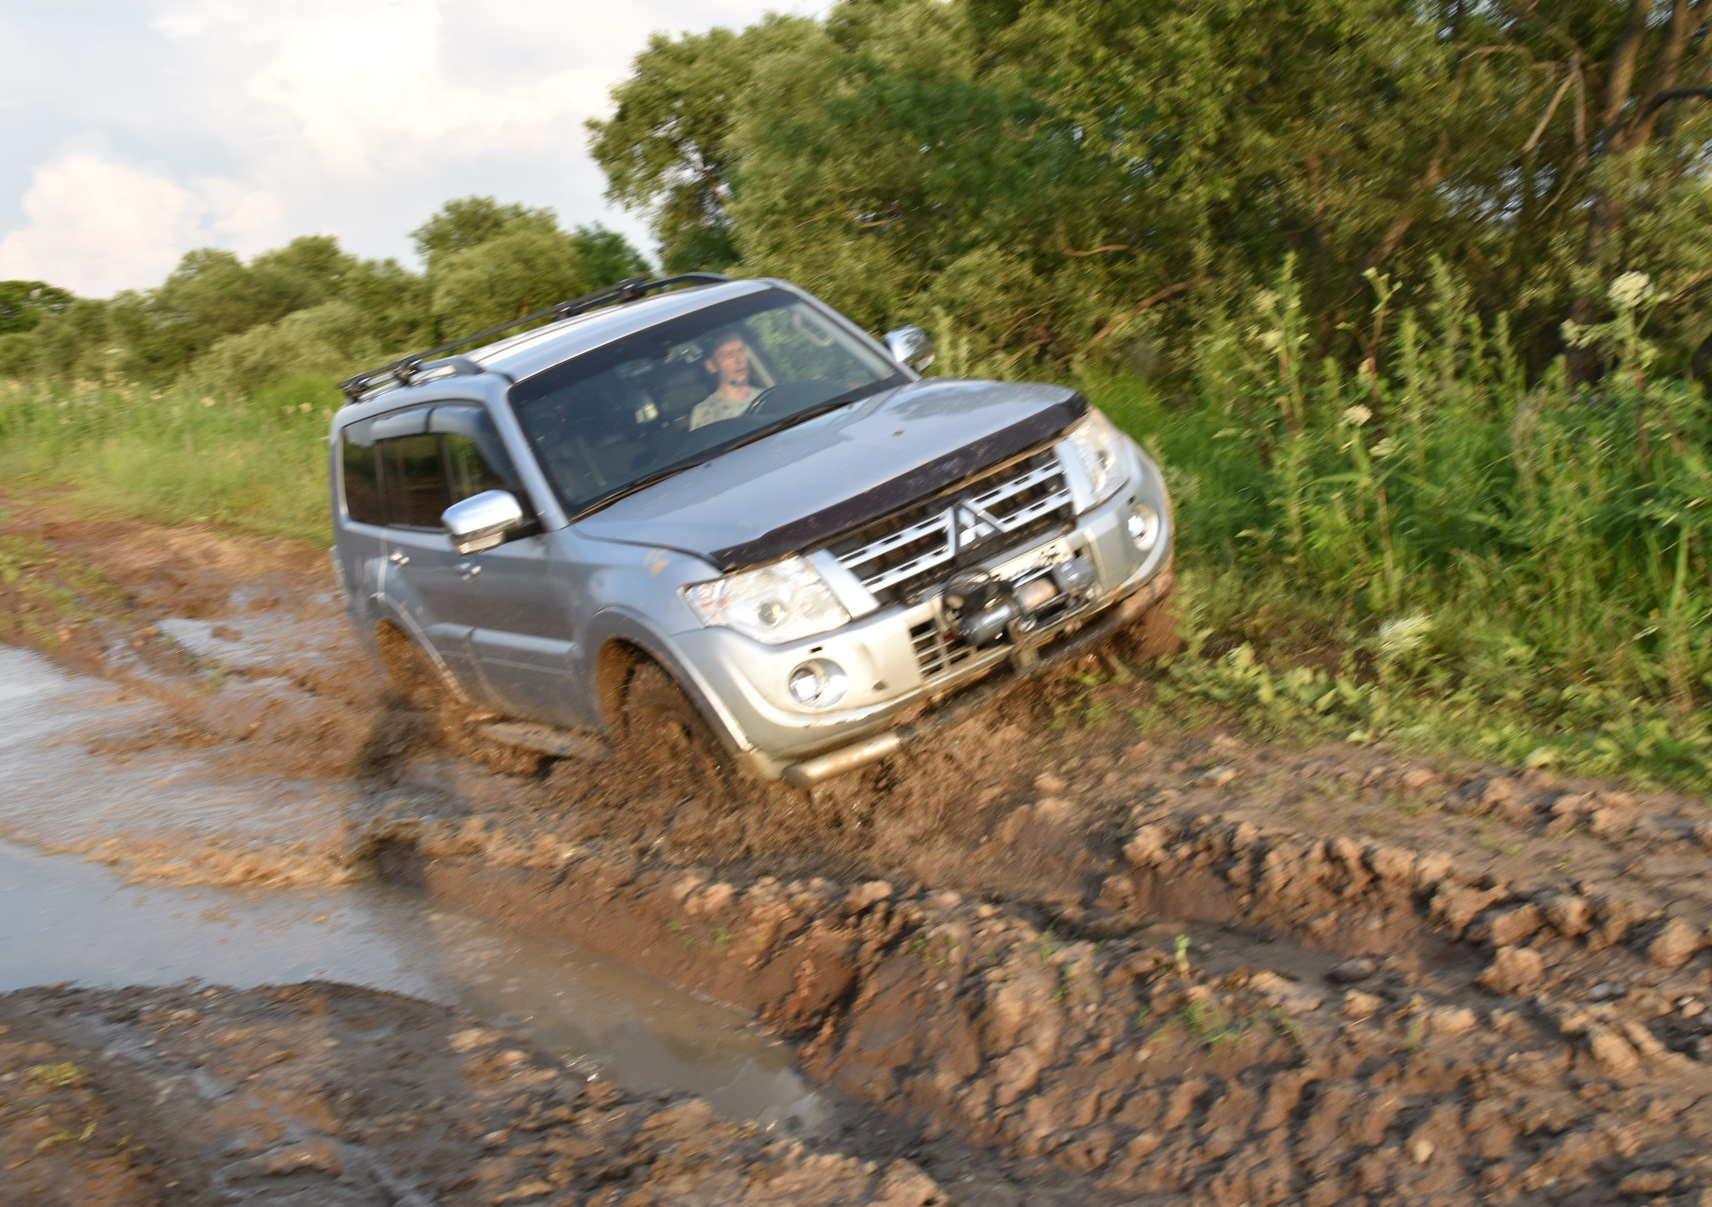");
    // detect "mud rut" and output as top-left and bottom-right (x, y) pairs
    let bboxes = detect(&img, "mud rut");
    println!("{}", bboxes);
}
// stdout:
(3, 505), (1711, 1206)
